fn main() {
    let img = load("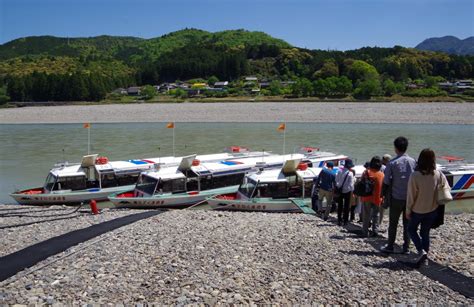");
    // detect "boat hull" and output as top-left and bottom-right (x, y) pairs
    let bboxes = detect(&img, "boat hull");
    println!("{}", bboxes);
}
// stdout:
(109, 186), (239, 209)
(207, 195), (309, 213)
(10, 185), (135, 205)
